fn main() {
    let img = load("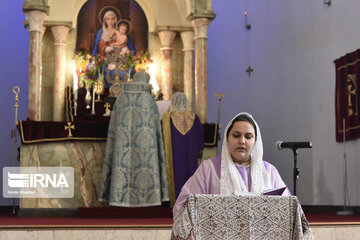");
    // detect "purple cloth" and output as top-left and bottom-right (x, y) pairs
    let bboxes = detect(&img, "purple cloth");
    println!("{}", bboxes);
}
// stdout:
(173, 156), (291, 216)
(171, 115), (204, 198)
